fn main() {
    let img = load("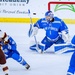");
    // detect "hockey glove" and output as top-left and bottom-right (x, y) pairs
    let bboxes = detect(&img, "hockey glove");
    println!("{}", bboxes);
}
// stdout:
(61, 31), (69, 42)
